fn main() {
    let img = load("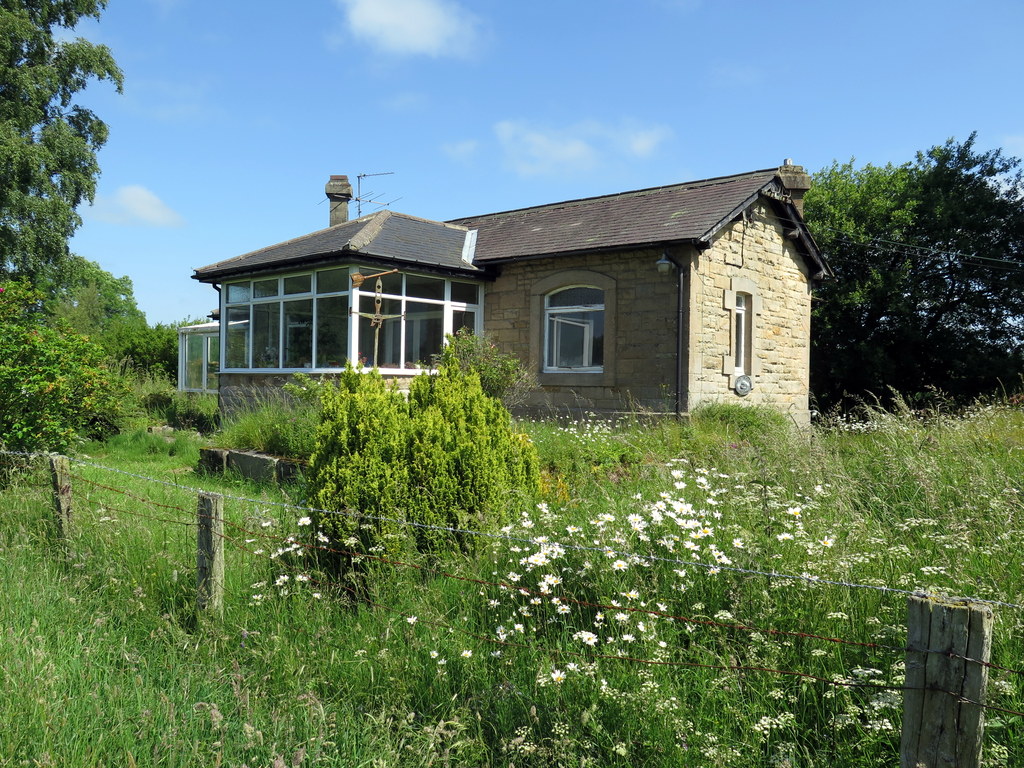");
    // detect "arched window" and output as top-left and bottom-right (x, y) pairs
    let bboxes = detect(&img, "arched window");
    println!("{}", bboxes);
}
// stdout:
(544, 286), (604, 372)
